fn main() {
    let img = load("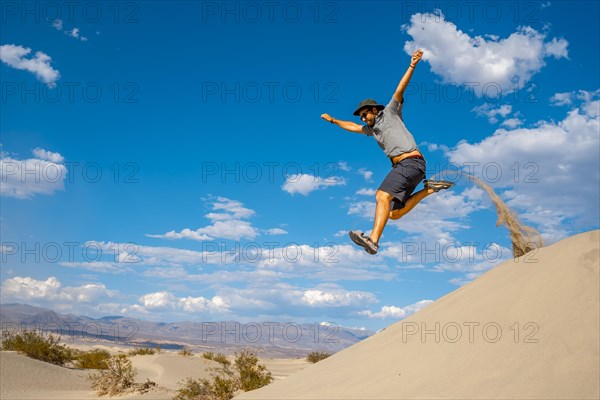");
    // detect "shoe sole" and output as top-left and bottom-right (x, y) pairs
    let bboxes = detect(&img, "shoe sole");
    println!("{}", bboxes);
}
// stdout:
(426, 181), (455, 192)
(349, 231), (377, 255)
